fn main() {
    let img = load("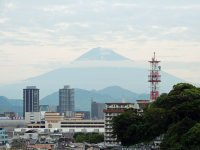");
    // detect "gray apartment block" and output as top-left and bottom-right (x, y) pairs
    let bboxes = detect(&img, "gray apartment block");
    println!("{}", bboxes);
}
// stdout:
(59, 85), (74, 117)
(91, 101), (105, 120)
